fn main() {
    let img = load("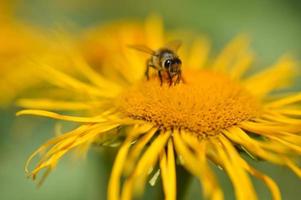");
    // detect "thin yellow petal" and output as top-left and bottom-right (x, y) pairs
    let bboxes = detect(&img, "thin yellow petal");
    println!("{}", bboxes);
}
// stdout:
(126, 123), (154, 138)
(167, 139), (176, 200)
(39, 63), (118, 98)
(108, 139), (132, 200)
(223, 127), (286, 164)
(212, 135), (257, 200)
(25, 124), (92, 174)
(70, 51), (122, 91)
(182, 134), (224, 200)
(230, 51), (253, 79)
(174, 131), (224, 200)
(271, 108), (301, 116)
(17, 109), (107, 123)
(158, 140), (177, 200)
(173, 131), (201, 176)
(26, 123), (119, 183)
(124, 127), (157, 175)
(266, 93), (301, 108)
(220, 129), (282, 200)
(187, 37), (210, 69)
(243, 56), (296, 97)
(240, 121), (301, 135)
(263, 112), (301, 125)
(121, 131), (171, 200)
(212, 35), (250, 72)
(286, 160), (301, 178)
(159, 147), (169, 199)
(17, 98), (97, 111)
(242, 162), (281, 200)
(145, 15), (164, 48)
(133, 131), (171, 191)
